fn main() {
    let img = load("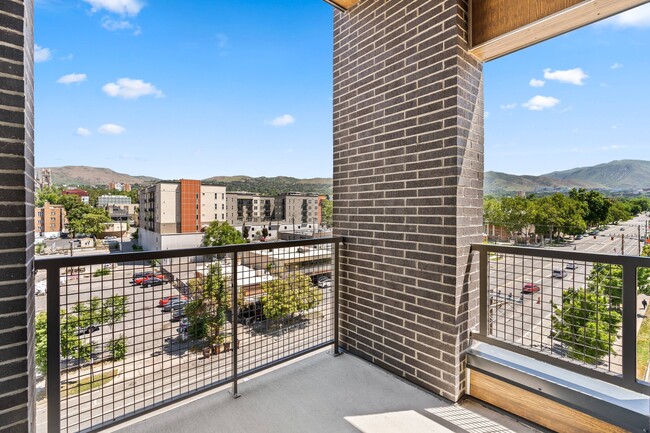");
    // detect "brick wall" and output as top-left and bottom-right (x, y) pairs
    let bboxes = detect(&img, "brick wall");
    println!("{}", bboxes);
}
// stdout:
(0, 0), (35, 430)
(333, 0), (484, 401)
